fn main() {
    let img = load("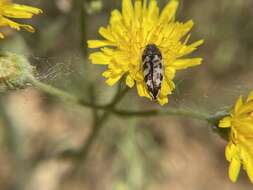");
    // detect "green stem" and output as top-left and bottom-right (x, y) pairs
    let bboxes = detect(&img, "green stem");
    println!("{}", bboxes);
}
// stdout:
(27, 75), (228, 124)
(113, 108), (229, 124)
(27, 75), (106, 109)
(58, 85), (129, 161)
(76, 111), (110, 161)
(26, 75), (230, 161)
(113, 108), (209, 120)
(77, 86), (129, 159)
